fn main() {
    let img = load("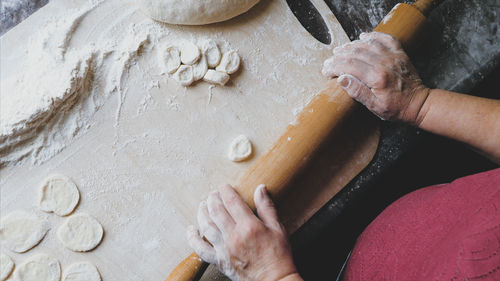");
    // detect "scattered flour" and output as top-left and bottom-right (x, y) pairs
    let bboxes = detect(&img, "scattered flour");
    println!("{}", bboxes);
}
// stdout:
(0, 2), (153, 166)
